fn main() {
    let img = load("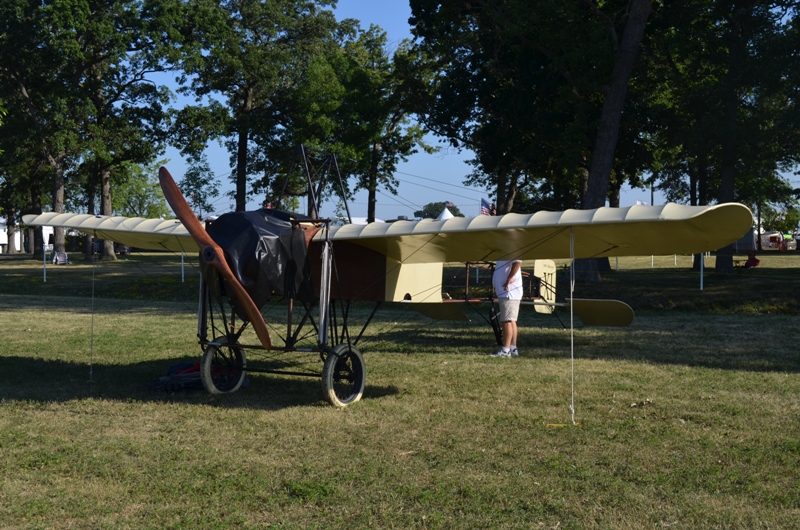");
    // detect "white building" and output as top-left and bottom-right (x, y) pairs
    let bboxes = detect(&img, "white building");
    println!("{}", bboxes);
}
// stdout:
(0, 219), (53, 253)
